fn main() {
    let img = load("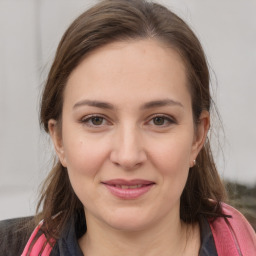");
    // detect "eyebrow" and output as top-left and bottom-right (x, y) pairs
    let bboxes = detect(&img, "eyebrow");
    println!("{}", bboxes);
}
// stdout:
(73, 98), (183, 110)
(140, 99), (184, 109)
(73, 100), (115, 110)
